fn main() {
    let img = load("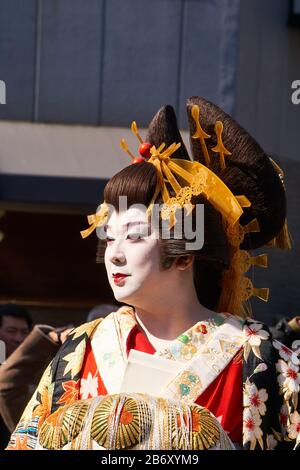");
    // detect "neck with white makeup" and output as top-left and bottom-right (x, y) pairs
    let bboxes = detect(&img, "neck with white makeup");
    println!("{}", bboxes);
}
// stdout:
(135, 313), (174, 351)
(133, 267), (216, 342)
